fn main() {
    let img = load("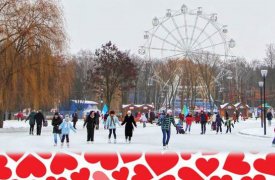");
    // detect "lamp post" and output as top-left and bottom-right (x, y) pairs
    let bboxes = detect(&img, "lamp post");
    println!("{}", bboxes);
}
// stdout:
(258, 81), (263, 128)
(261, 70), (268, 135)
